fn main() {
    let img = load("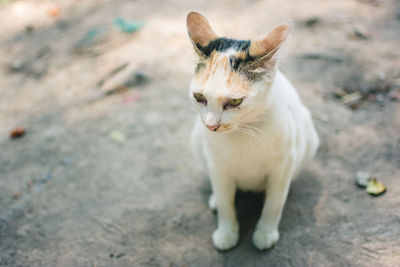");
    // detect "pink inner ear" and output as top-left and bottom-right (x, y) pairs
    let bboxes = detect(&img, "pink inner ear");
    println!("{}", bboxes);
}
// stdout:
(249, 21), (293, 57)
(187, 12), (218, 47)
